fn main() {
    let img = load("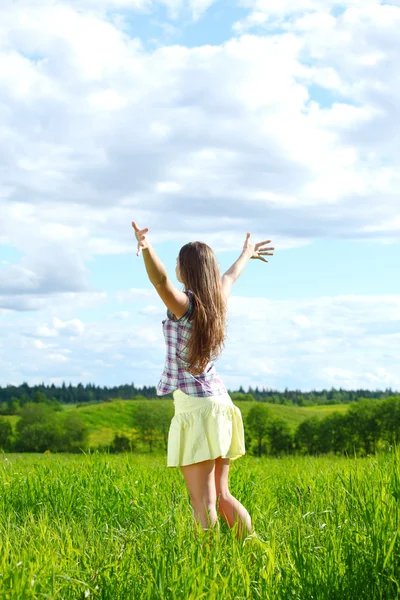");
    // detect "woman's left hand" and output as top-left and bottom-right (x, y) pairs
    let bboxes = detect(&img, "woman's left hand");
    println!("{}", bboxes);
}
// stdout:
(132, 221), (149, 256)
(243, 232), (275, 263)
